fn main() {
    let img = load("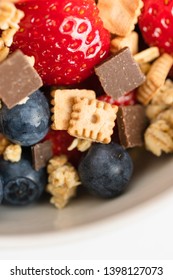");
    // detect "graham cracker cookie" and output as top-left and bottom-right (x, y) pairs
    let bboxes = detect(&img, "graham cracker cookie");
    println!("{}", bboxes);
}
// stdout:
(97, 0), (143, 36)
(137, 53), (173, 105)
(51, 89), (96, 130)
(111, 31), (139, 55)
(68, 97), (118, 144)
